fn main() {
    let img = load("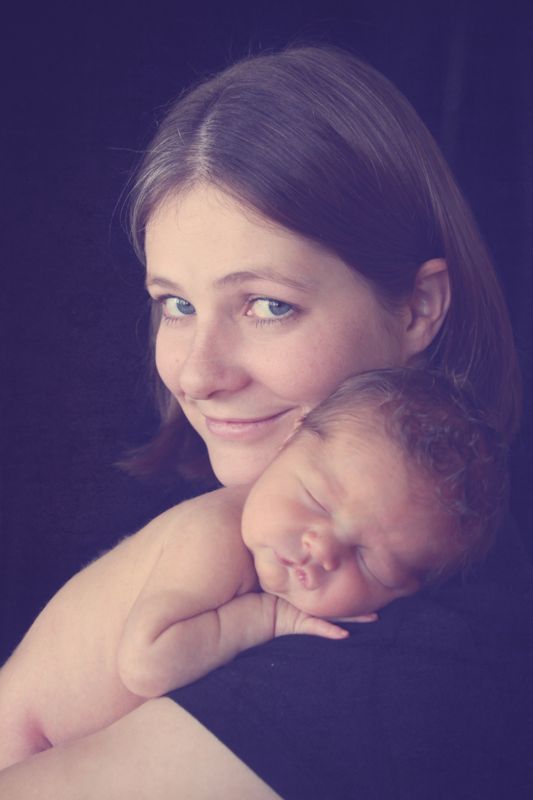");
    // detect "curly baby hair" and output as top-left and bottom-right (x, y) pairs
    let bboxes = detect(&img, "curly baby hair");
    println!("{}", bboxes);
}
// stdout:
(300, 367), (508, 580)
